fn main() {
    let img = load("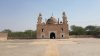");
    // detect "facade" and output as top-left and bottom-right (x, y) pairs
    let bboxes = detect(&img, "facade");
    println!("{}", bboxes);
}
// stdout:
(36, 12), (69, 39)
